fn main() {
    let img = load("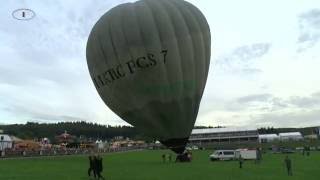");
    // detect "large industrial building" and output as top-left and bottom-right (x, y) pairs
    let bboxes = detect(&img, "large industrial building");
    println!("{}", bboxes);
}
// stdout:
(188, 127), (309, 148)
(189, 127), (259, 146)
